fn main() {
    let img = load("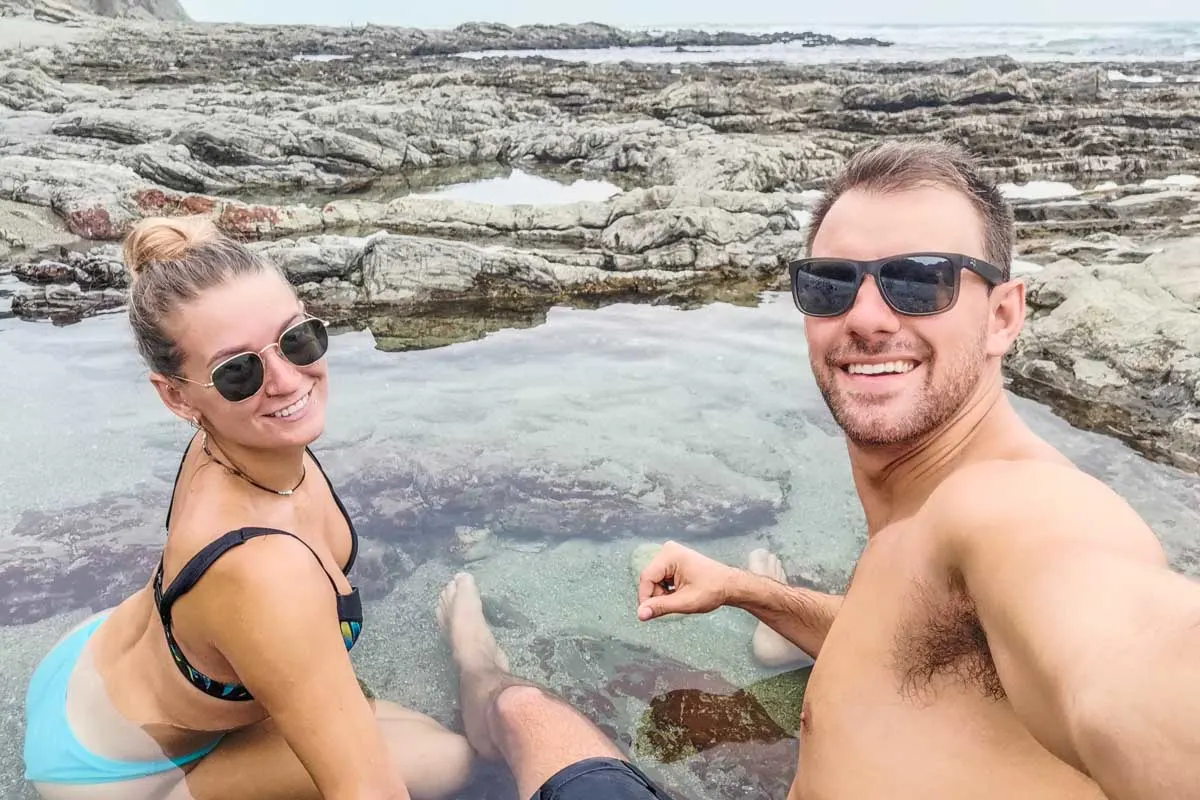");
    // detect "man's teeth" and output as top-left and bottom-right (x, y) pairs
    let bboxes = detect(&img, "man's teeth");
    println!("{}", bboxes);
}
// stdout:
(846, 361), (917, 376)
(270, 391), (310, 418)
